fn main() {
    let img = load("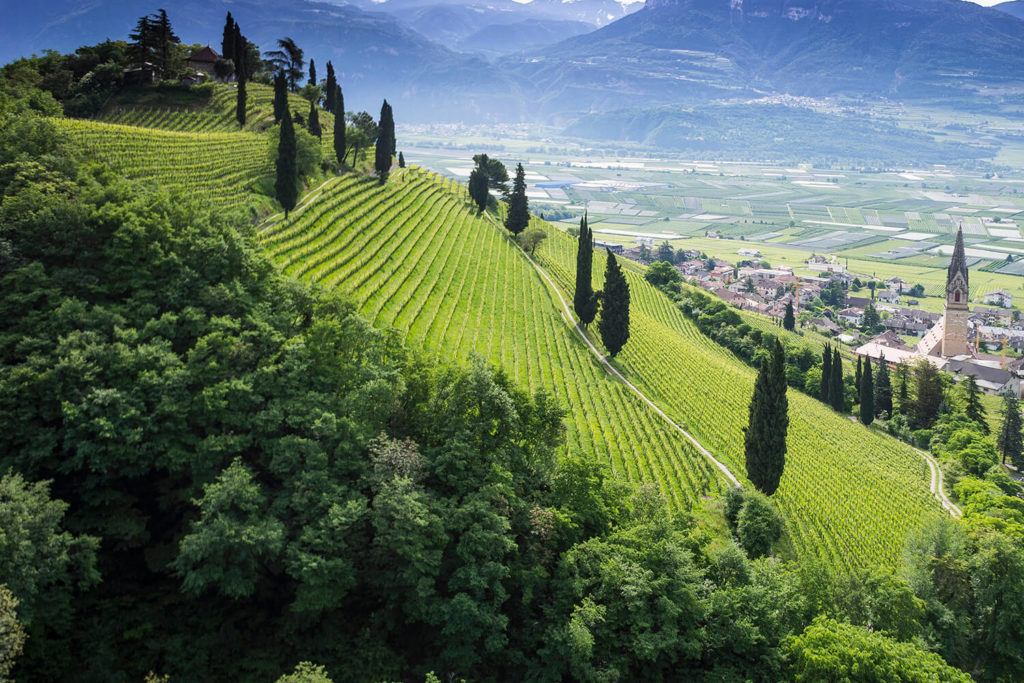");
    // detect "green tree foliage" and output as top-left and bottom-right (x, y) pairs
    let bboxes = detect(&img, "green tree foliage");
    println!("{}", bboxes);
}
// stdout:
(0, 472), (99, 629)
(643, 261), (680, 289)
(997, 392), (1023, 466)
(128, 9), (182, 77)
(308, 59), (316, 87)
(820, 344), (832, 404)
(236, 73), (247, 126)
(324, 61), (337, 113)
(785, 616), (972, 682)
(273, 70), (287, 124)
(221, 13), (236, 68)
(516, 227), (547, 255)
(265, 38), (305, 91)
(0, 585), (26, 681)
(574, 214), (599, 328)
(278, 661), (333, 682)
(829, 348), (844, 412)
(333, 85), (345, 167)
(275, 113), (298, 216)
(735, 492), (784, 558)
(744, 339), (788, 495)
(468, 167), (489, 212)
(307, 100), (321, 139)
(504, 163), (529, 235)
(913, 360), (945, 429)
(598, 250), (630, 357)
(374, 100), (394, 184)
(860, 356), (874, 426)
(962, 374), (988, 434)
(862, 302), (881, 333)
(472, 154), (510, 197)
(783, 301), (795, 331)
(398, 151), (405, 168)
(875, 356), (893, 418)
